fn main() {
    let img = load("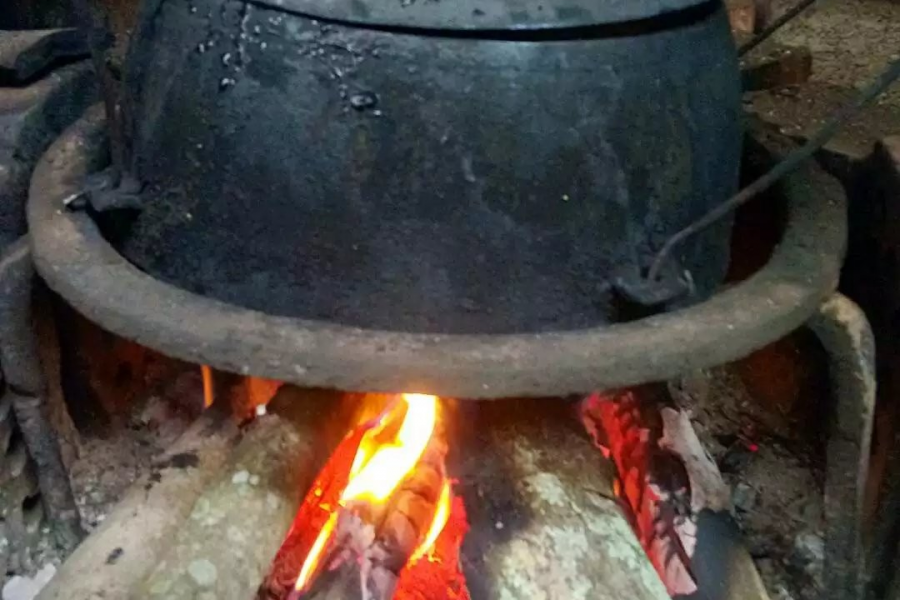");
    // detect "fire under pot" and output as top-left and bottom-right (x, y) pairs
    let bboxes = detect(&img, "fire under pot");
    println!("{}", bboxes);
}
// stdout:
(0, 0), (878, 599)
(14, 105), (867, 600)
